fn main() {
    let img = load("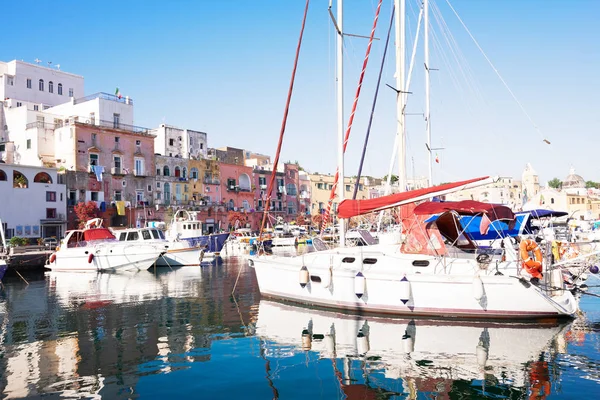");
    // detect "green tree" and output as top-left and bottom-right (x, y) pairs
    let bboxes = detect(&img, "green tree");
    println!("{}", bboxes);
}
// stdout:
(585, 180), (600, 189)
(383, 174), (399, 184)
(548, 178), (562, 189)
